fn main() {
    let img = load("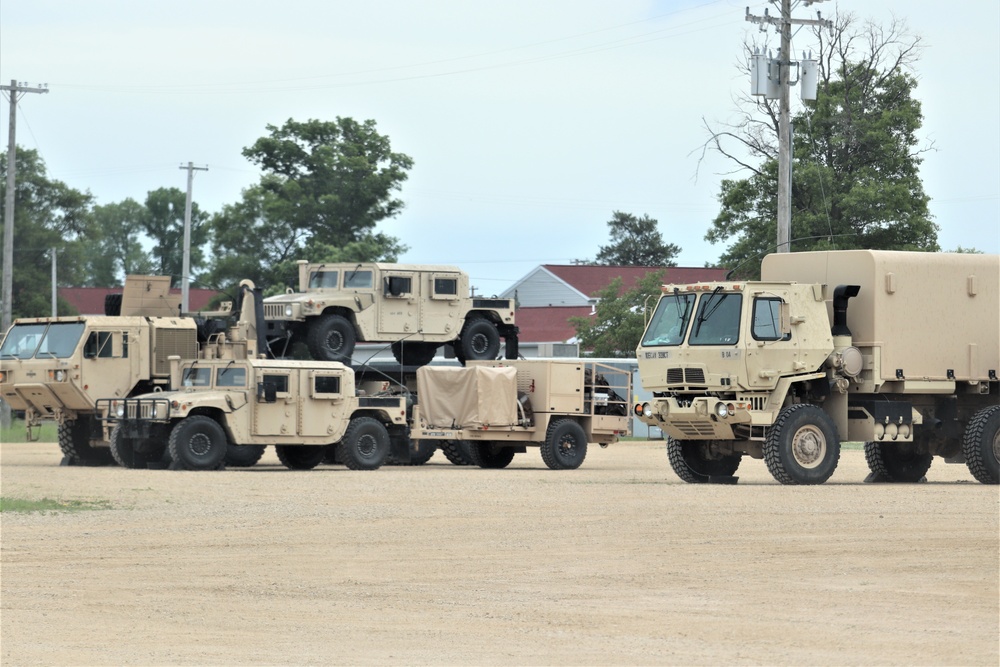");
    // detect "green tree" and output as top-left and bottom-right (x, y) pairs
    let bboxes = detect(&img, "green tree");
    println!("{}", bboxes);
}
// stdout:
(84, 198), (156, 287)
(704, 15), (937, 277)
(570, 270), (666, 358)
(593, 211), (680, 266)
(208, 117), (412, 293)
(1, 148), (94, 318)
(143, 187), (209, 285)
